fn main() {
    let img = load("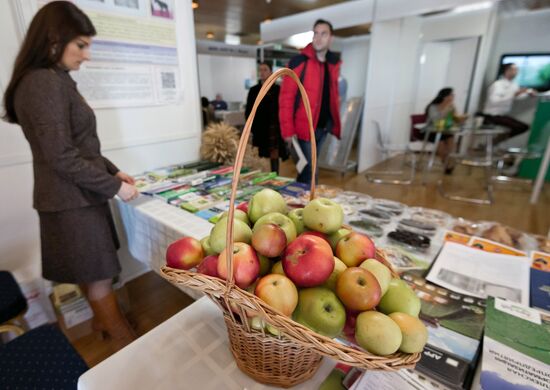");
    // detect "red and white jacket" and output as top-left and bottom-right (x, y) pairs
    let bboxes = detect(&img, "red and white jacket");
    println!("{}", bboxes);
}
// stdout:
(279, 43), (342, 141)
